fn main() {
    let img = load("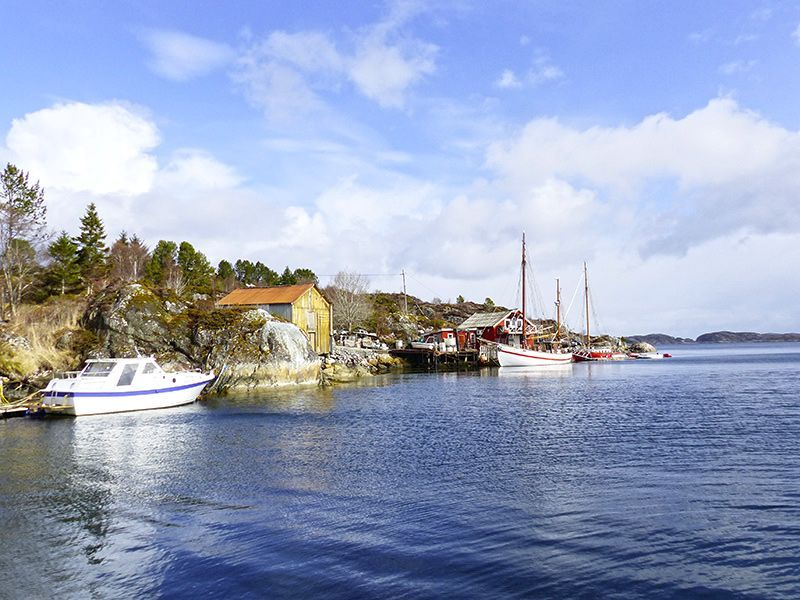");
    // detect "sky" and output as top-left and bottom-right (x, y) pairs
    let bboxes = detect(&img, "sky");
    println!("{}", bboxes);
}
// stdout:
(2, 0), (800, 338)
